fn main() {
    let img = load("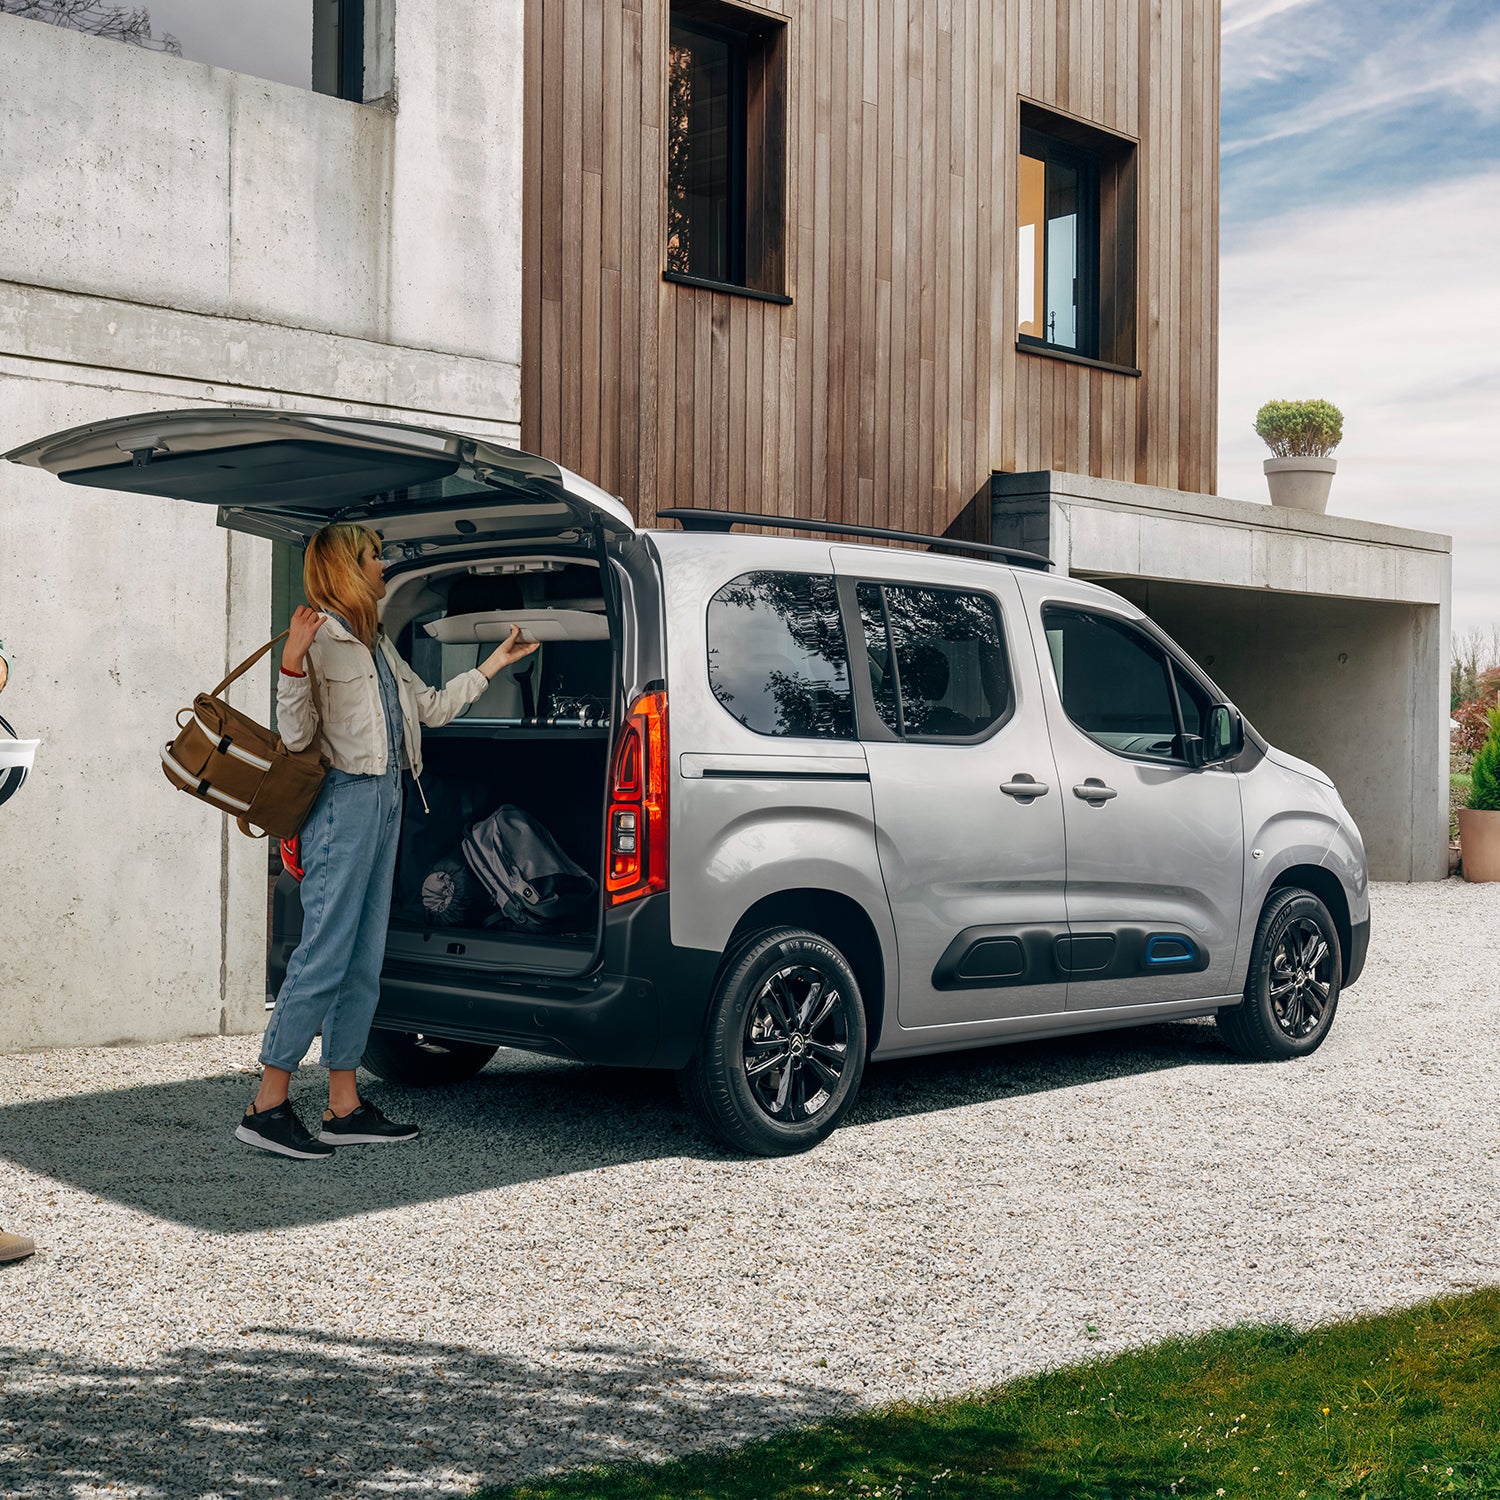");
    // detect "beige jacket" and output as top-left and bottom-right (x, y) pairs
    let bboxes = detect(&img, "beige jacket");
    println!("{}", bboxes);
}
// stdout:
(275, 613), (487, 782)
